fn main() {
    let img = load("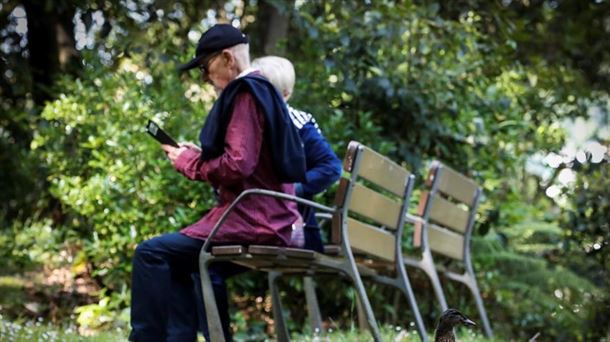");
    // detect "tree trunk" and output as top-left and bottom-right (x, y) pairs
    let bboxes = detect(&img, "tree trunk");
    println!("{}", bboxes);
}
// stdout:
(256, 0), (294, 55)
(23, 0), (77, 105)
